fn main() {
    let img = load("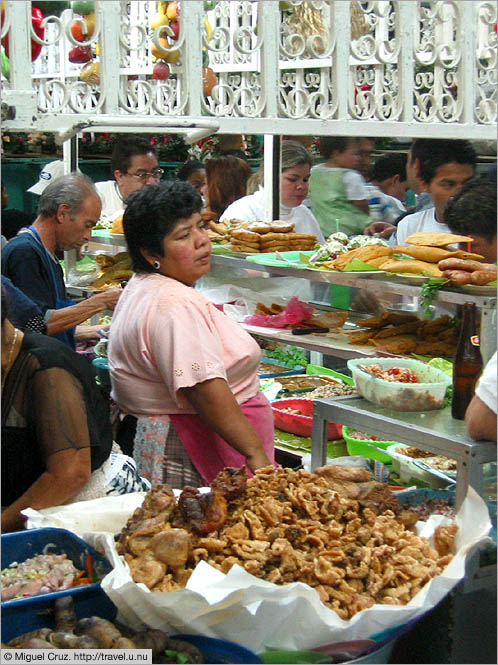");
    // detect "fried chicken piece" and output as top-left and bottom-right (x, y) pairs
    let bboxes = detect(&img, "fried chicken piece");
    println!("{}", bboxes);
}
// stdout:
(314, 465), (371, 482)
(177, 486), (228, 535)
(434, 522), (458, 557)
(150, 529), (192, 572)
(211, 466), (247, 499)
(317, 478), (361, 499)
(117, 485), (177, 554)
(128, 554), (166, 589)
